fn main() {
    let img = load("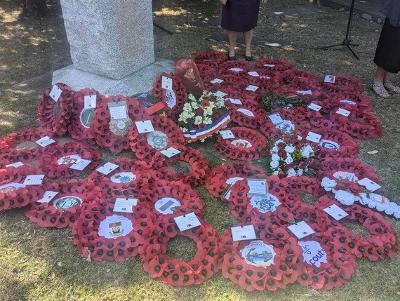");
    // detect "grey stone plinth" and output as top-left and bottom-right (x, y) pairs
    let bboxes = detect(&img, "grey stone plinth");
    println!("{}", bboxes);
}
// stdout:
(52, 58), (175, 96)
(60, 0), (155, 79)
